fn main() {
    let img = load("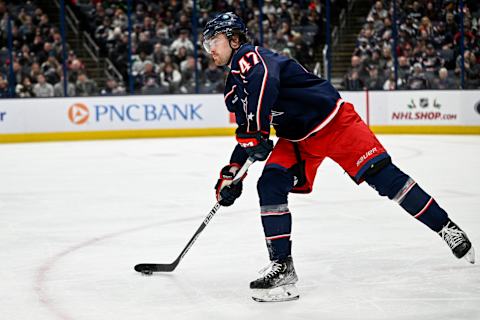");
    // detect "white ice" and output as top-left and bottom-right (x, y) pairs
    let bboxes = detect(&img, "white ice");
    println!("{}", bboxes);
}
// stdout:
(0, 135), (479, 320)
